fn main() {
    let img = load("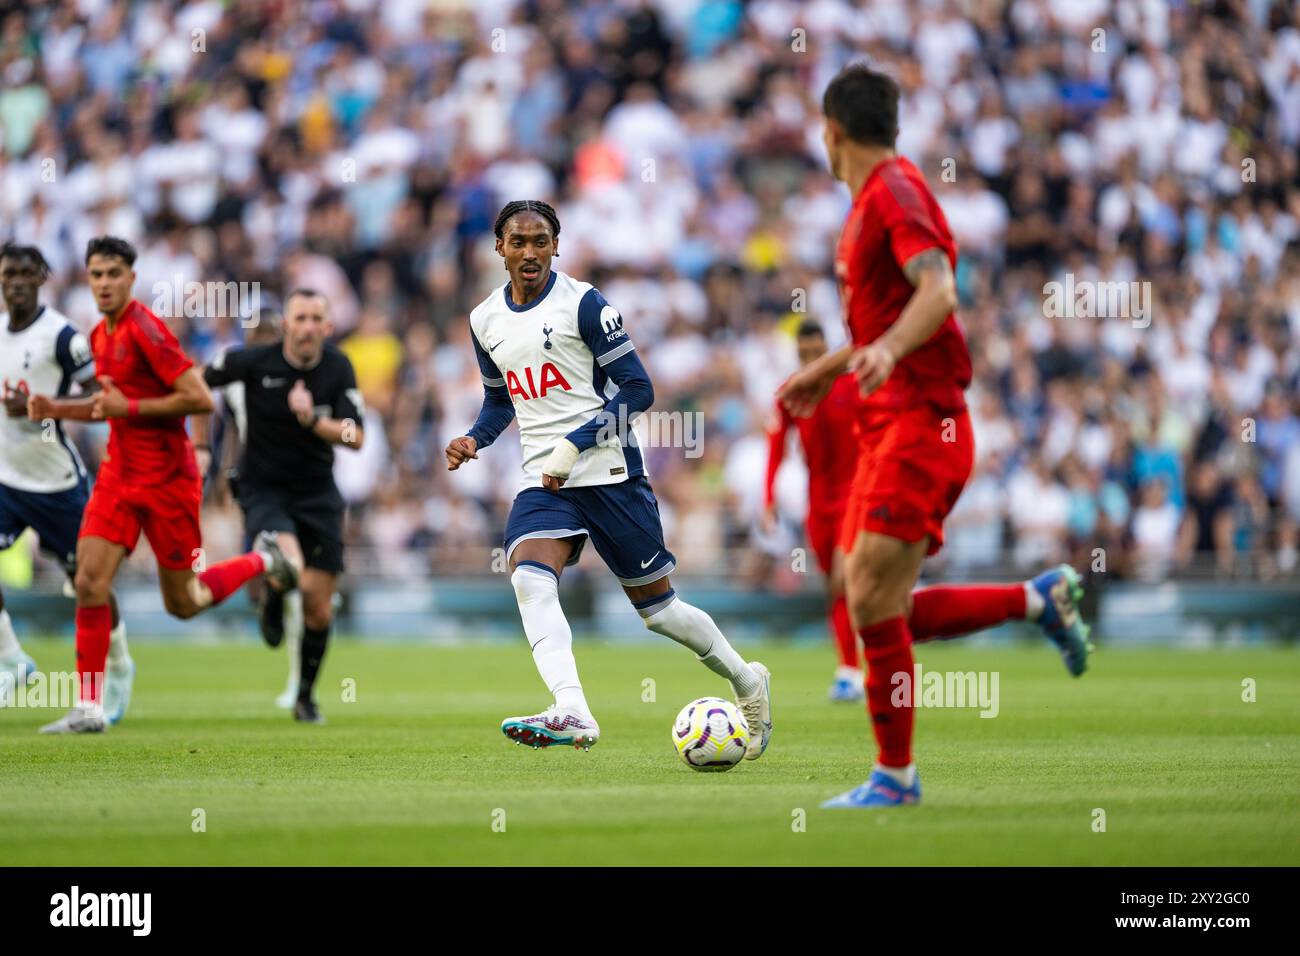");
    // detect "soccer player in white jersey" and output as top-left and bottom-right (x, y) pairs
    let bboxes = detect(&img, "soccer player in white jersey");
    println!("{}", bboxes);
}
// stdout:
(0, 243), (134, 721)
(445, 201), (773, 755)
